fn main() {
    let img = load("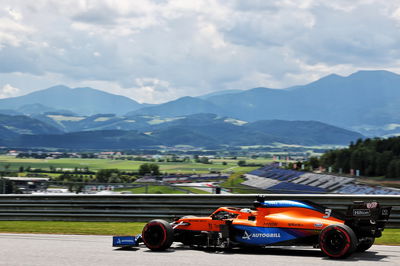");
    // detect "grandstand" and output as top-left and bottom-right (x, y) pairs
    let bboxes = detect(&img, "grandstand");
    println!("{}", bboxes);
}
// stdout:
(243, 165), (400, 195)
